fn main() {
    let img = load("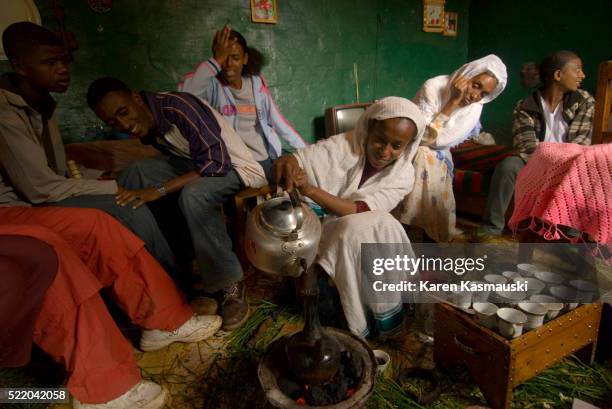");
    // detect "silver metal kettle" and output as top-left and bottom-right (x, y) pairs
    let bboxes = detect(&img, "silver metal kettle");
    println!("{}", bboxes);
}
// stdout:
(244, 190), (321, 276)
